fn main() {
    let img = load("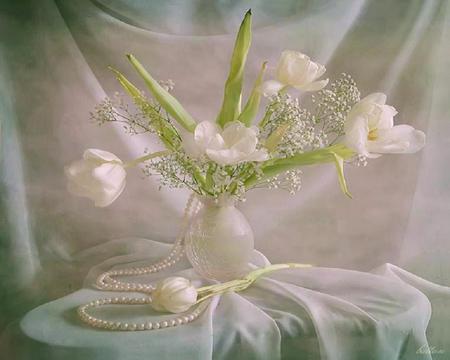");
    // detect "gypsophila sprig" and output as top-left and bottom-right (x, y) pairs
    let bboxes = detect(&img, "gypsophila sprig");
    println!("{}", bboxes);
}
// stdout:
(311, 73), (360, 140)
(260, 94), (328, 157)
(90, 92), (163, 136)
